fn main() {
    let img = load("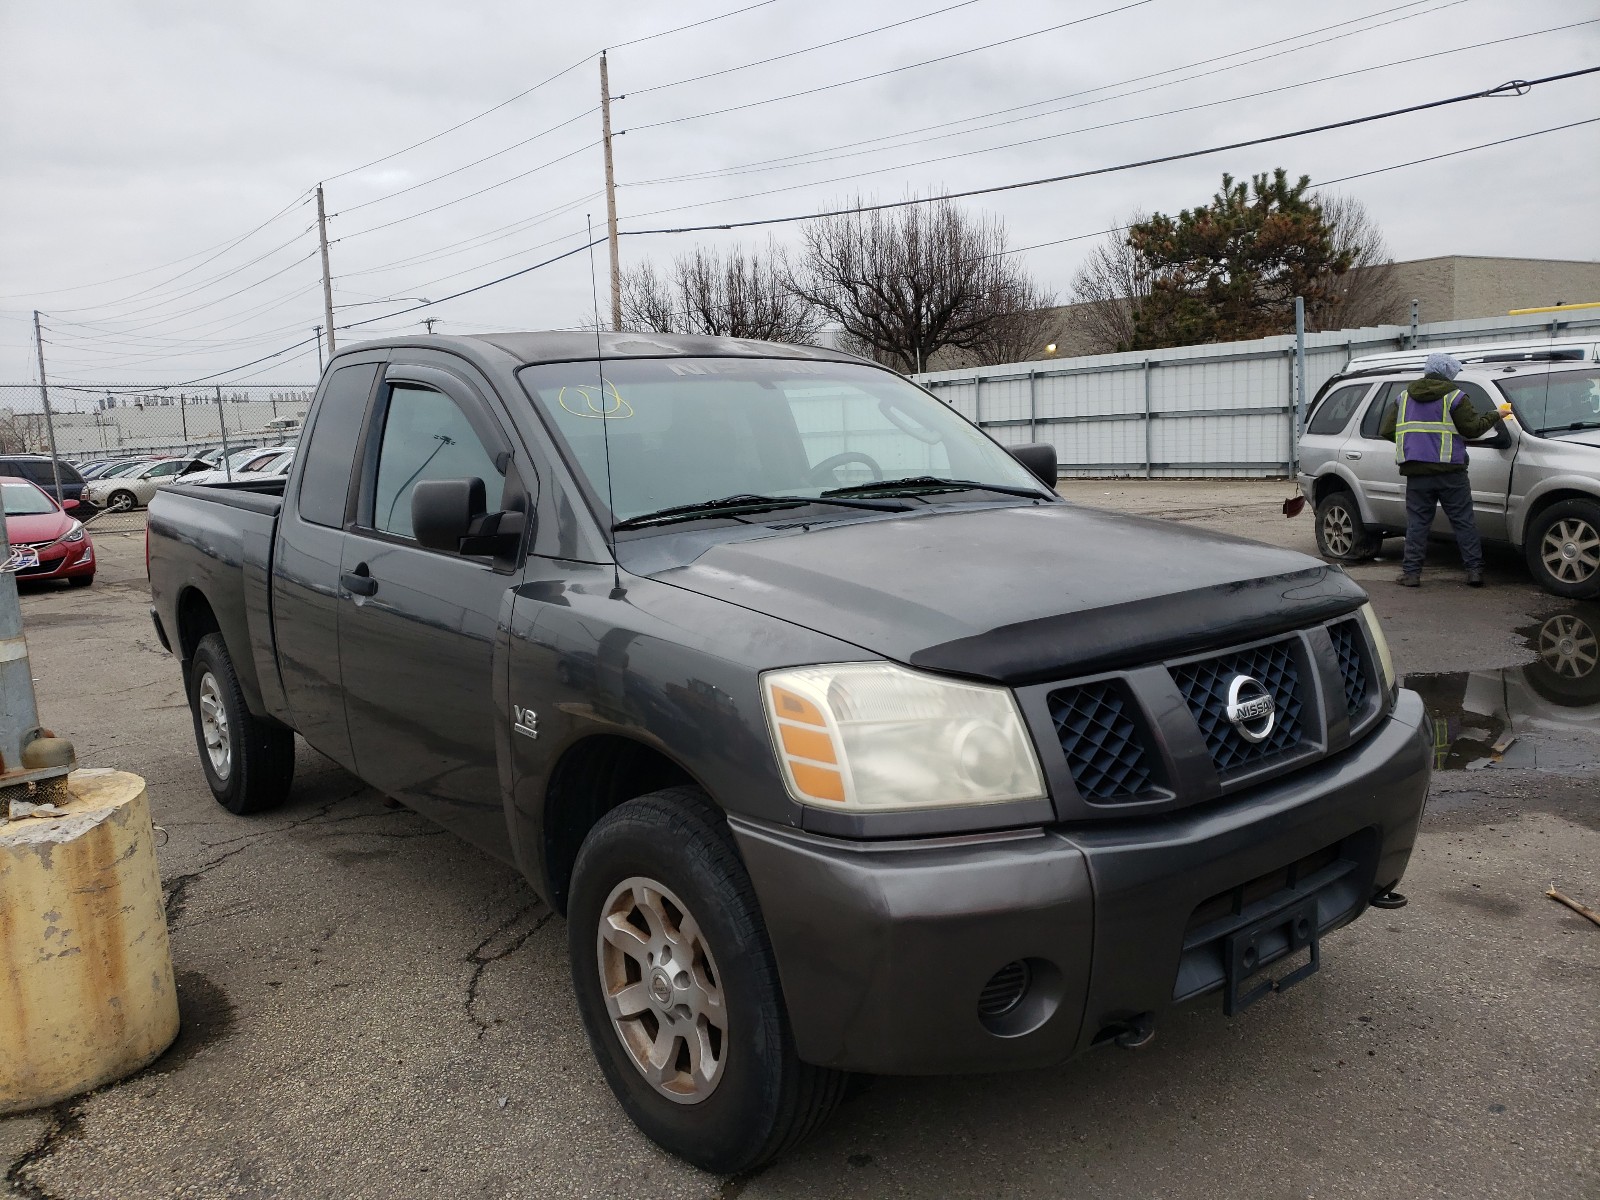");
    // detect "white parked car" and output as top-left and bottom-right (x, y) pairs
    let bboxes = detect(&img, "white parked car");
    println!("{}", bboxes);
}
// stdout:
(180, 447), (296, 487)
